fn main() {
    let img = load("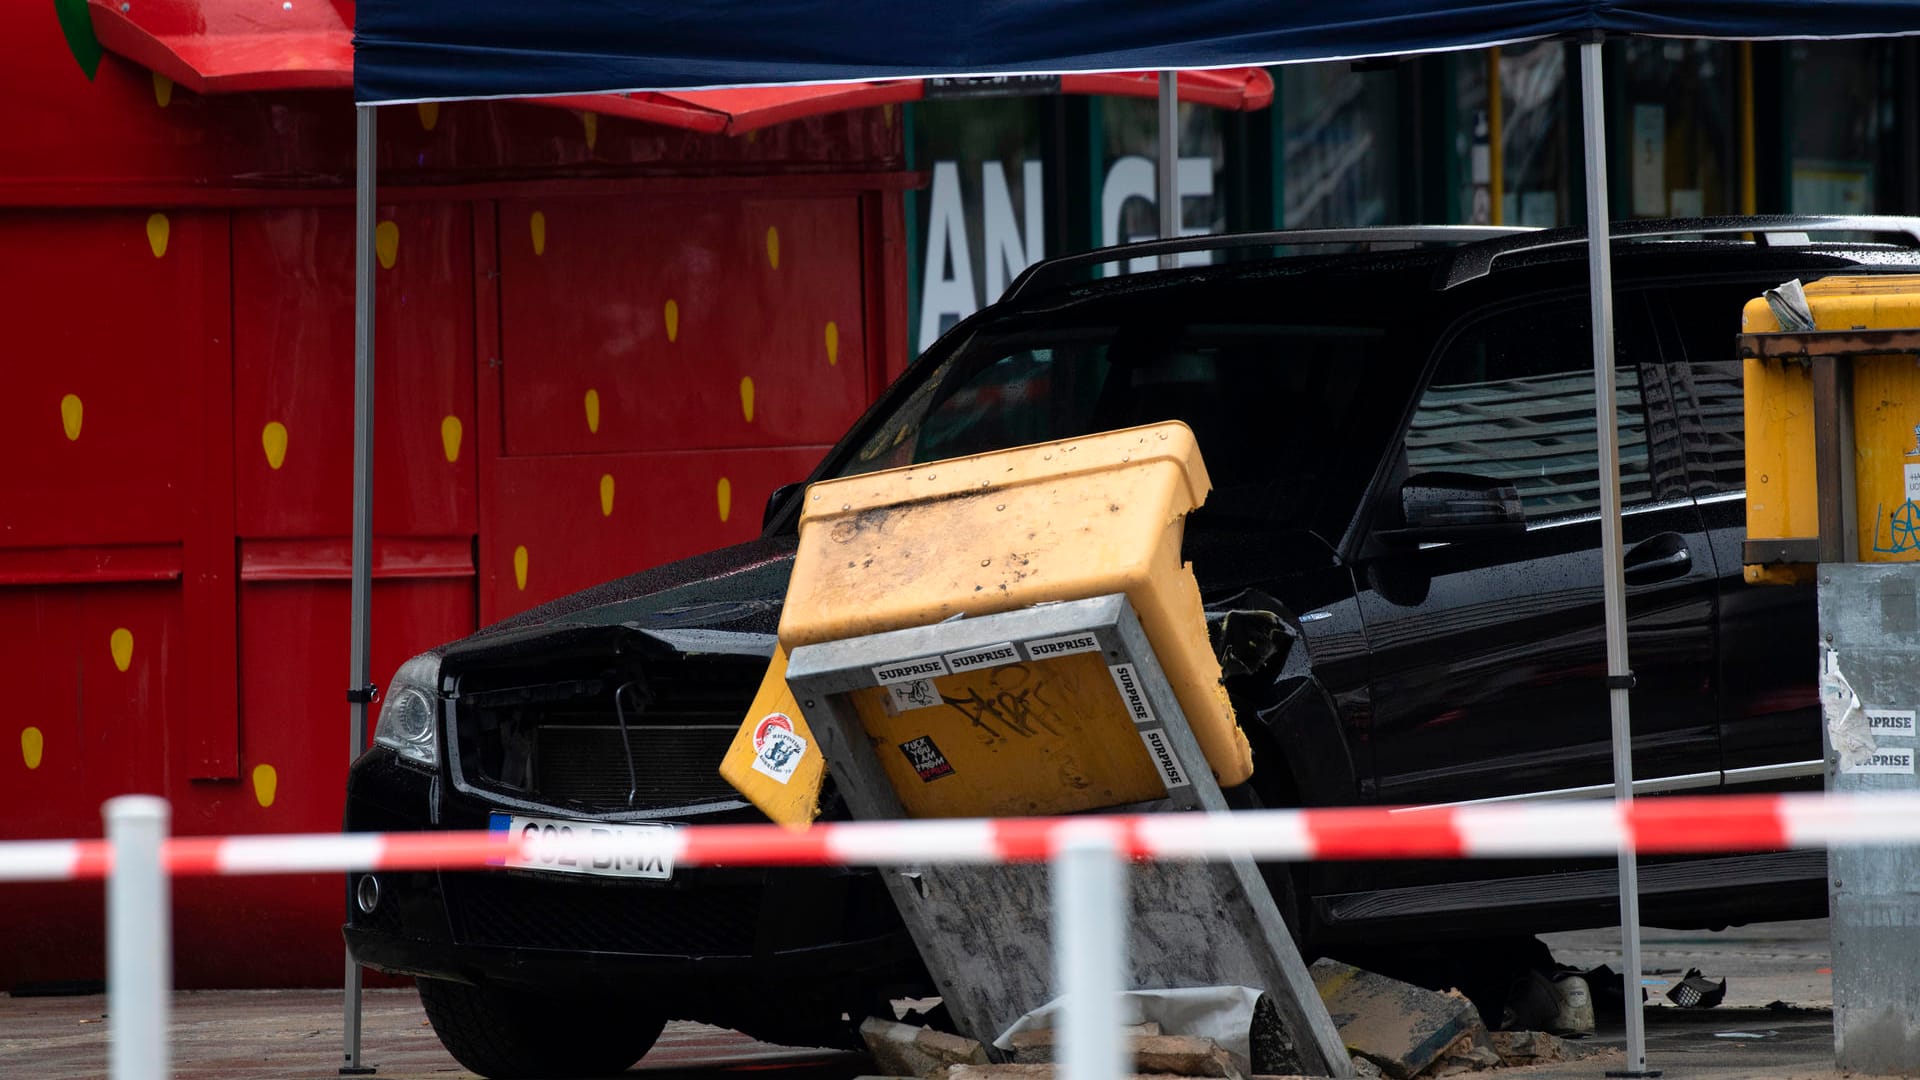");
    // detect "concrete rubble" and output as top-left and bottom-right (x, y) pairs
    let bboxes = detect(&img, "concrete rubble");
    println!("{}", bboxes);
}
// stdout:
(1309, 959), (1492, 1079)
(861, 1017), (993, 1078)
(863, 959), (1592, 1080)
(1487, 1030), (1573, 1066)
(1009, 1031), (1246, 1079)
